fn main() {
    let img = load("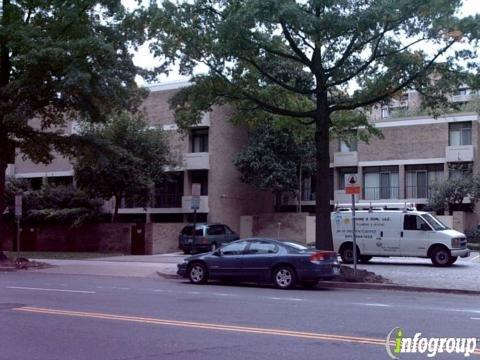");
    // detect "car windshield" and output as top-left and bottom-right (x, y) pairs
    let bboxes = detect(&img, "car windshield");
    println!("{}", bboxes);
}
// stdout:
(282, 242), (309, 251)
(421, 213), (449, 231)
